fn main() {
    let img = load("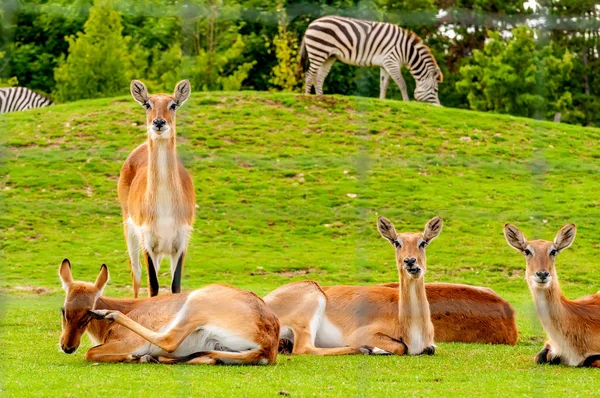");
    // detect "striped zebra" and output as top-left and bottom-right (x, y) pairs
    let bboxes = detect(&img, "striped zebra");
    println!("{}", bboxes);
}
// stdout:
(299, 16), (443, 105)
(0, 87), (53, 113)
